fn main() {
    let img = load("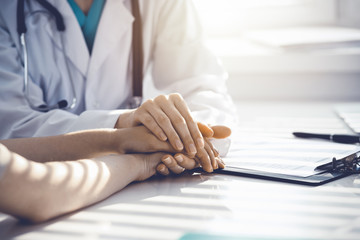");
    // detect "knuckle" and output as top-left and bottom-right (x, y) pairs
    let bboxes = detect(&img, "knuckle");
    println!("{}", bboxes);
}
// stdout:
(157, 114), (170, 125)
(154, 95), (167, 103)
(142, 115), (154, 125)
(170, 93), (183, 101)
(173, 116), (186, 126)
(186, 116), (195, 124)
(142, 99), (153, 108)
